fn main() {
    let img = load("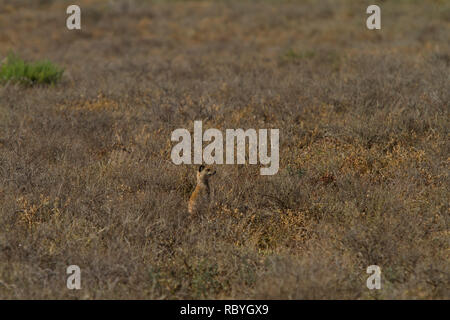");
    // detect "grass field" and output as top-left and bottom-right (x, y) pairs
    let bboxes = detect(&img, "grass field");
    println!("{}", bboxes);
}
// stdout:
(0, 0), (448, 299)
